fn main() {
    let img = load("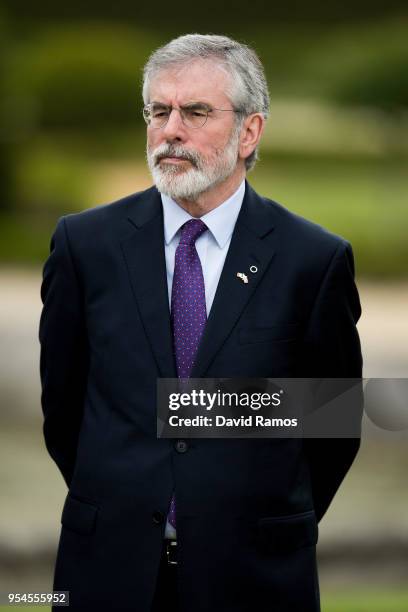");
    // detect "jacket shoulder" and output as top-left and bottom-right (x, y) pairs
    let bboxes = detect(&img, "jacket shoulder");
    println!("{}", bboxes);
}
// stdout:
(61, 186), (157, 231)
